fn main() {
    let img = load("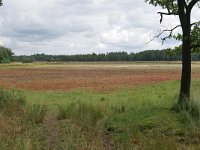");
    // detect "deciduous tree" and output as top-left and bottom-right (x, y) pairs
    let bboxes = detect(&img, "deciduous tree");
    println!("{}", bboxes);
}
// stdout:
(0, 46), (14, 63)
(145, 0), (200, 107)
